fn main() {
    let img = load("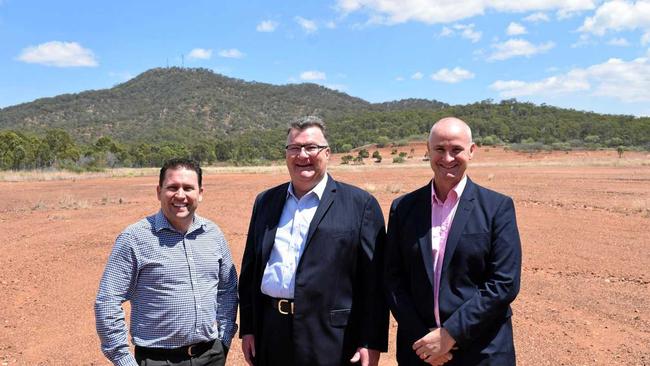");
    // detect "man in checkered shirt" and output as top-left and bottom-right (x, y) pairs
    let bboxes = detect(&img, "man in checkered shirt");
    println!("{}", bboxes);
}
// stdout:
(95, 158), (238, 366)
